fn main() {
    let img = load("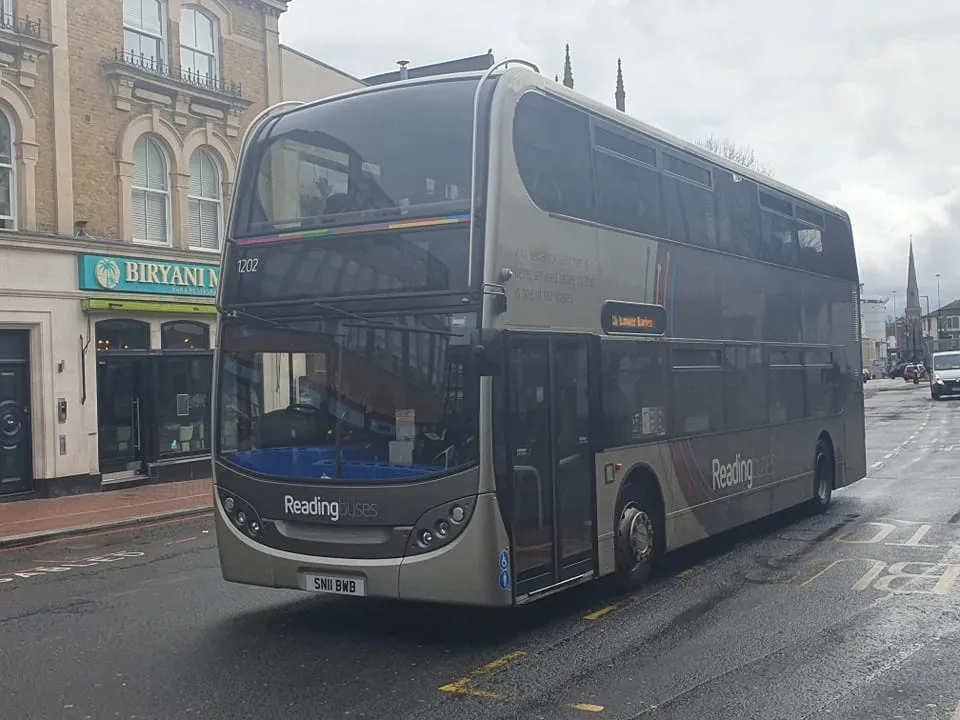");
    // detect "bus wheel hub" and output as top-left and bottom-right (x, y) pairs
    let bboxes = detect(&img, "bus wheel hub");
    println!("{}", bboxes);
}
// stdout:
(621, 505), (653, 565)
